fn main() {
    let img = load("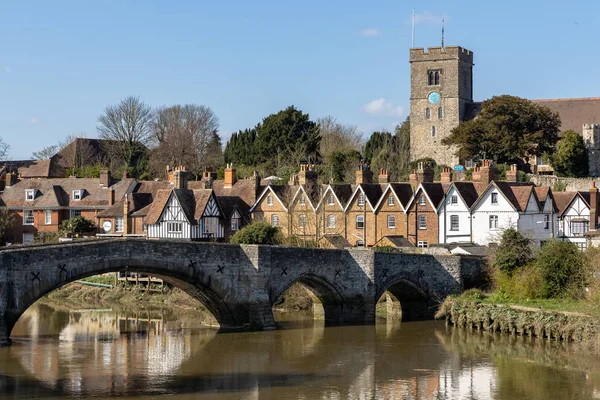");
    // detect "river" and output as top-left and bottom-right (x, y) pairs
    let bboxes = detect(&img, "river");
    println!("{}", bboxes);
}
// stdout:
(1, 302), (599, 399)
